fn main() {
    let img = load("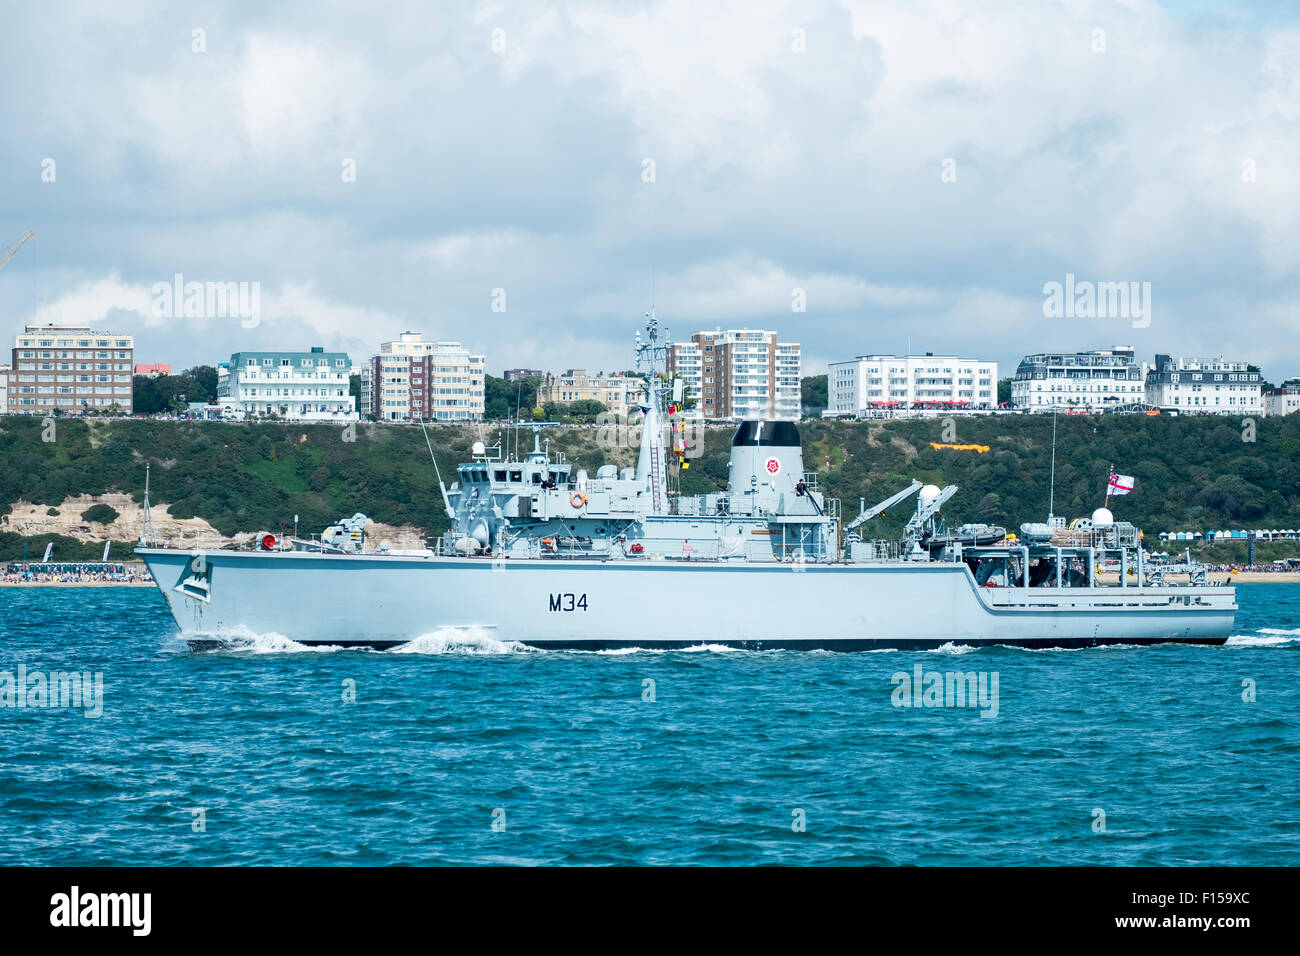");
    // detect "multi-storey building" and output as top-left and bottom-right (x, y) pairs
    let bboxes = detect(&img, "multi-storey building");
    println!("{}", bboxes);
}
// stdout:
(134, 363), (171, 378)
(1264, 385), (1300, 417)
(503, 368), (542, 383)
(217, 347), (357, 421)
(1011, 346), (1147, 410)
(537, 369), (638, 418)
(1145, 354), (1263, 414)
(360, 332), (485, 422)
(667, 329), (800, 421)
(8, 324), (134, 414)
(828, 353), (997, 414)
